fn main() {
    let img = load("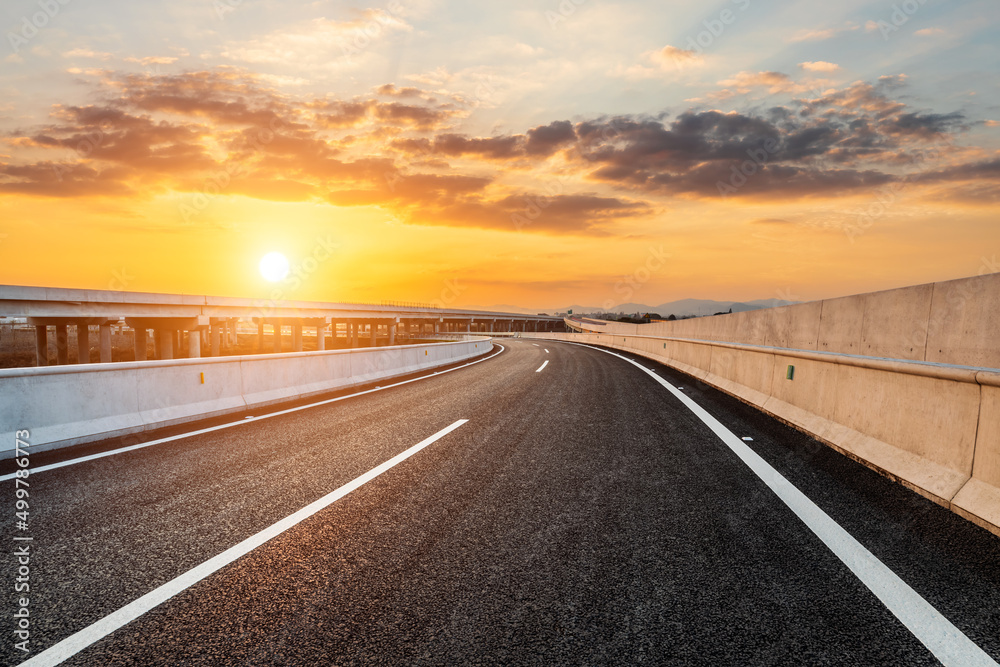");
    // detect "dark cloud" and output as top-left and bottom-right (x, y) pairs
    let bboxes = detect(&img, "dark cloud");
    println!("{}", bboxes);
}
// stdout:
(525, 120), (576, 155)
(115, 70), (295, 128)
(390, 120), (580, 161)
(427, 193), (649, 235)
(918, 158), (1000, 182)
(310, 99), (456, 130)
(375, 84), (425, 98)
(429, 134), (524, 159)
(2, 68), (993, 217)
(567, 89), (979, 198)
(884, 112), (969, 139)
(370, 102), (455, 129)
(313, 101), (371, 128)
(0, 161), (134, 197)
